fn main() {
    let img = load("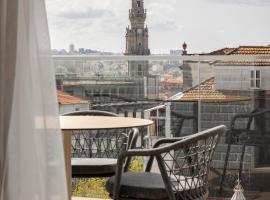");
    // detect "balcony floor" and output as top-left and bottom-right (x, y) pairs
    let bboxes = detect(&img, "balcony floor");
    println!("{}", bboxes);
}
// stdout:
(72, 197), (110, 200)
